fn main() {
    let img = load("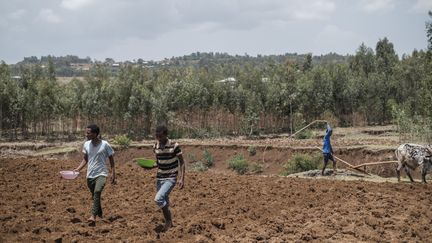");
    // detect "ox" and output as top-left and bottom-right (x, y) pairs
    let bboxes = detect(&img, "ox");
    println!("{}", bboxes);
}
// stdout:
(395, 143), (432, 183)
